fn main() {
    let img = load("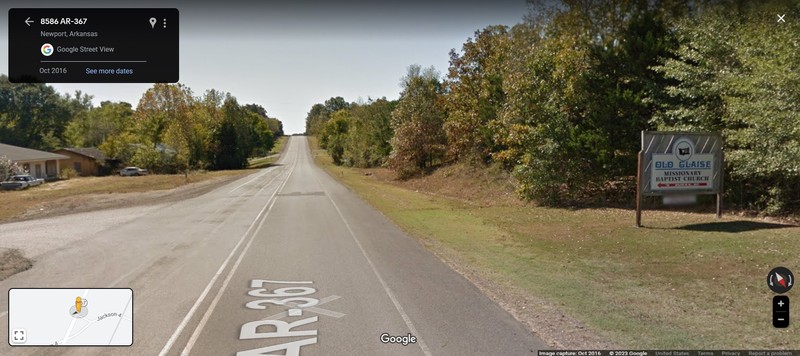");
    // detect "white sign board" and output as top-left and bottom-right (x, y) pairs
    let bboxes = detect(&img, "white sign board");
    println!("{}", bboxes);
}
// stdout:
(650, 137), (714, 191)
(637, 131), (723, 226)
